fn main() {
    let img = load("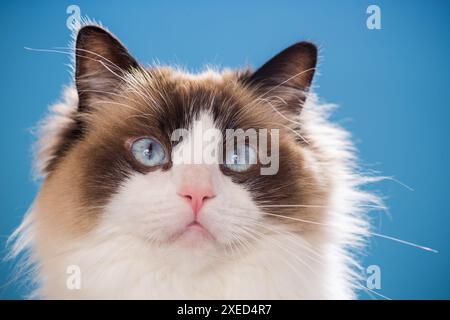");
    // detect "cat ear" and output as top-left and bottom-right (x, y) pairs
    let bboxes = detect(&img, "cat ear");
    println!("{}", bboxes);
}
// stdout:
(75, 25), (139, 112)
(247, 42), (317, 113)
